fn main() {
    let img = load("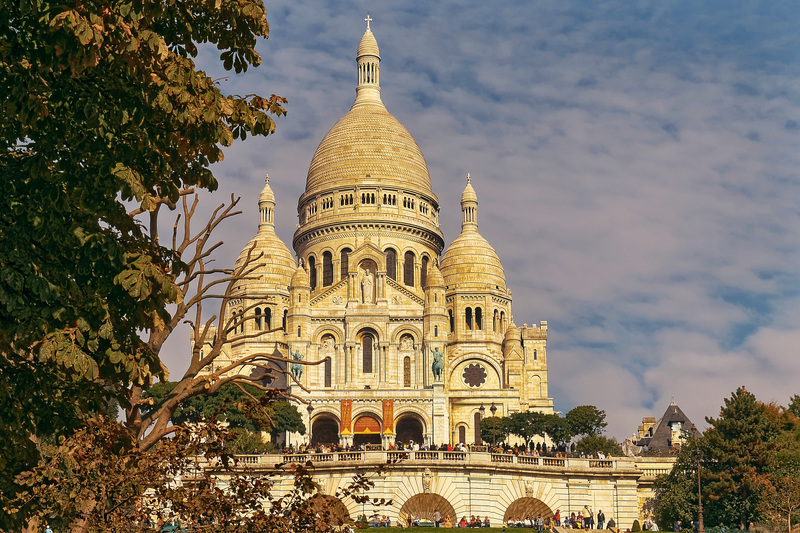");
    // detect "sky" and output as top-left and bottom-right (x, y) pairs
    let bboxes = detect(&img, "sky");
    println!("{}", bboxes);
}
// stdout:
(160, 0), (800, 440)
